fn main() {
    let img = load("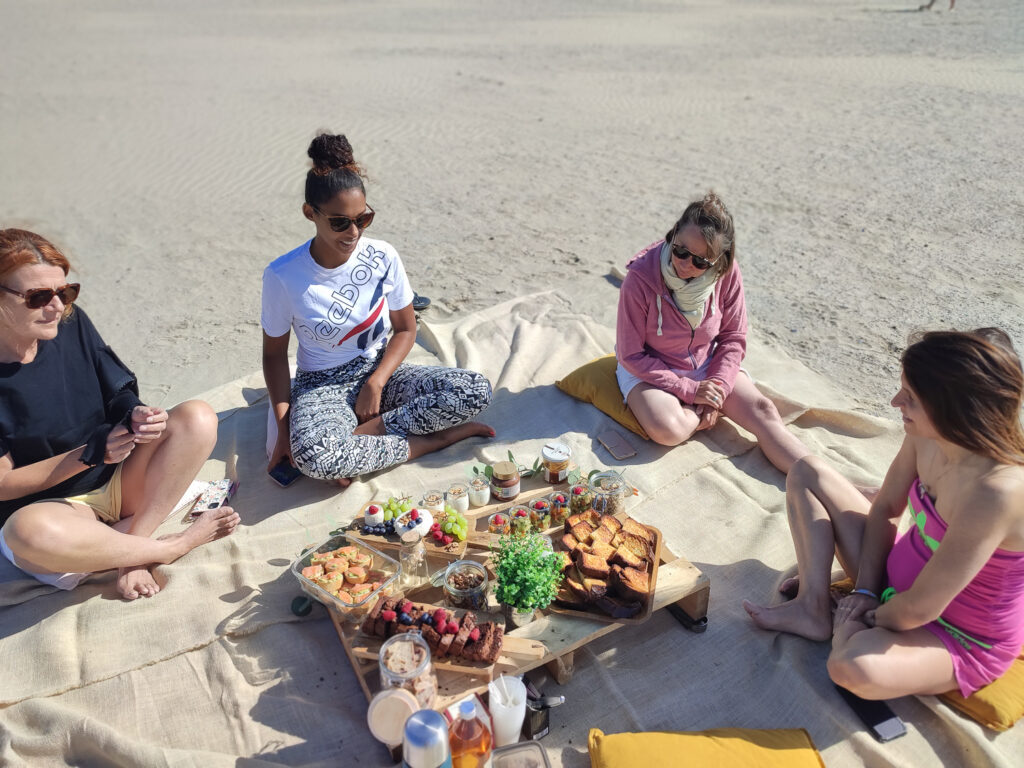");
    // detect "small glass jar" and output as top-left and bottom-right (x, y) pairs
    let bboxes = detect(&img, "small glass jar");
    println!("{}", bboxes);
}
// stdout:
(568, 483), (594, 516)
(541, 441), (572, 484)
(490, 461), (521, 502)
(509, 506), (532, 536)
(378, 631), (437, 709)
(419, 489), (445, 513)
(443, 560), (489, 610)
(488, 512), (510, 534)
(446, 483), (470, 513)
(399, 530), (429, 589)
(468, 476), (491, 507)
(589, 470), (628, 517)
(528, 498), (552, 532)
(548, 491), (570, 527)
